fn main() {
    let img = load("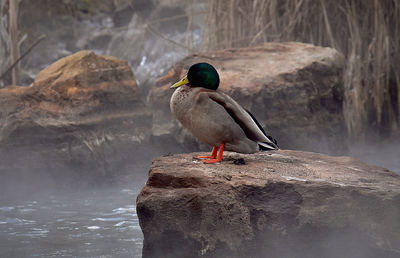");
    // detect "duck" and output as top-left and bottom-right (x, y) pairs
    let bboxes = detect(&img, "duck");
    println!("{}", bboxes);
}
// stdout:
(170, 62), (278, 163)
